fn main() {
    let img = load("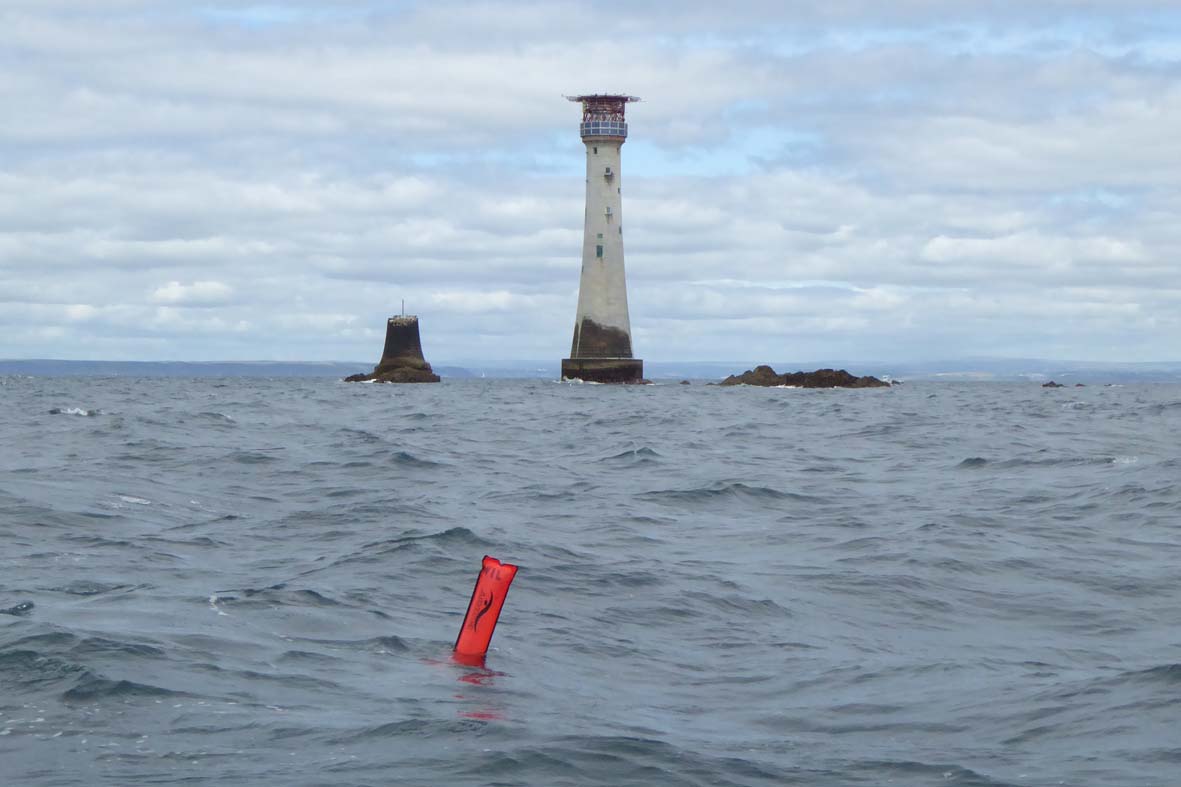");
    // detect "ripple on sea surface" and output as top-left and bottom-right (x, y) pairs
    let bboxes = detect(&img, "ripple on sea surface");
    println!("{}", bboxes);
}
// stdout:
(1, 377), (1180, 785)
